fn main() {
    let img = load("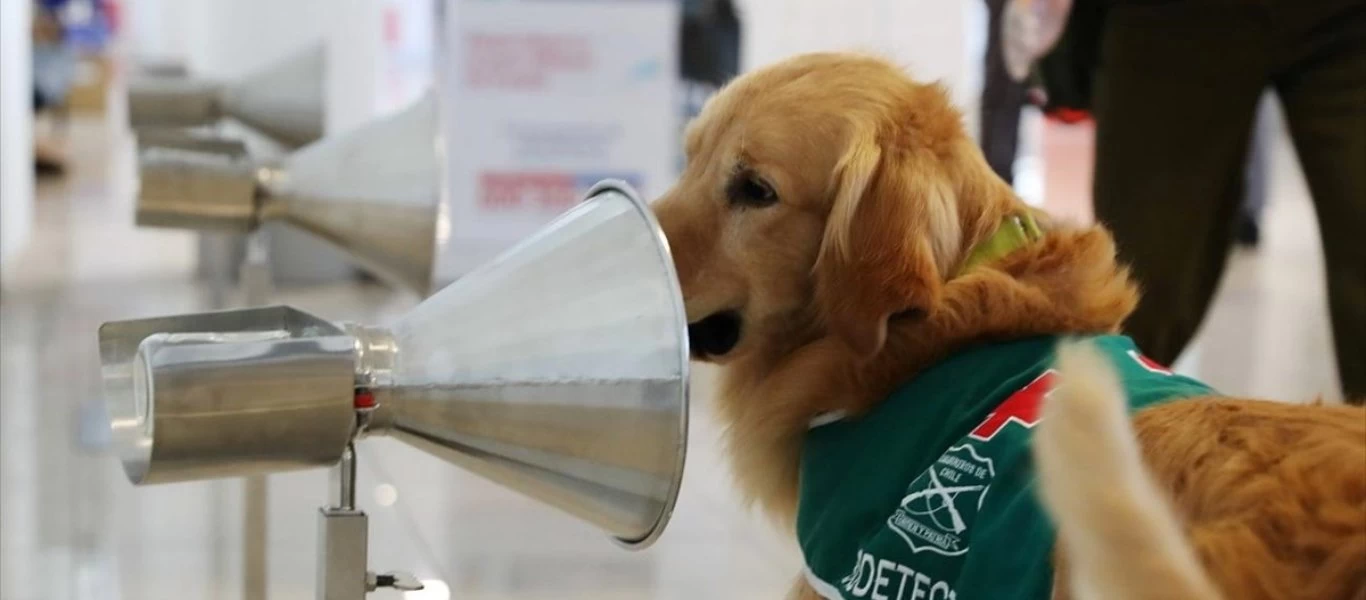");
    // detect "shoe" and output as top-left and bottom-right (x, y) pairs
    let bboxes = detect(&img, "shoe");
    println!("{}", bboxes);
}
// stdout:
(1236, 216), (1260, 248)
(35, 137), (67, 177)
